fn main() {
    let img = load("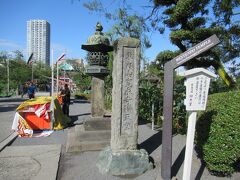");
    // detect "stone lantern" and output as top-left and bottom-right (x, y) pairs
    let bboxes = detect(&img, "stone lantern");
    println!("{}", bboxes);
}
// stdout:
(81, 22), (113, 117)
(82, 22), (113, 77)
(66, 23), (113, 153)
